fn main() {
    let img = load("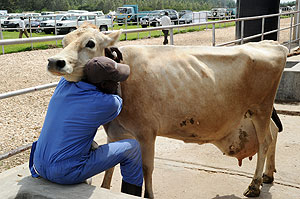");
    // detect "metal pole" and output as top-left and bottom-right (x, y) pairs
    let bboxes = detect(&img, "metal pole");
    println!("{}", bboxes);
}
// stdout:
(212, 23), (215, 46)
(0, 20), (4, 55)
(0, 82), (58, 100)
(298, 4), (300, 45)
(55, 18), (57, 46)
(137, 14), (139, 39)
(0, 143), (32, 161)
(289, 14), (294, 52)
(261, 17), (265, 40)
(277, 15), (281, 41)
(206, 12), (208, 30)
(111, 16), (114, 31)
(29, 17), (33, 49)
(125, 15), (128, 40)
(296, 10), (299, 41)
(241, 20), (244, 44)
(170, 28), (174, 45)
(297, 0), (300, 41)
